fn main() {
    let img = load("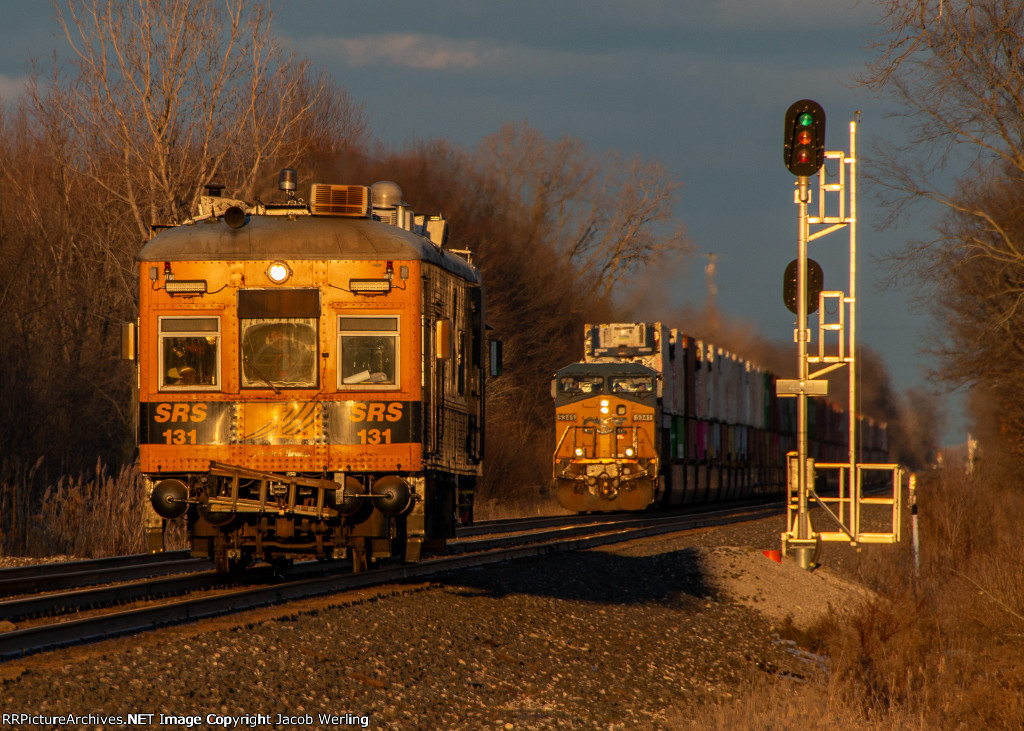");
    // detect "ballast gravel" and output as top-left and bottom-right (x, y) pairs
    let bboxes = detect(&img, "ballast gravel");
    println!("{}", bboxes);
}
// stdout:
(0, 516), (874, 729)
